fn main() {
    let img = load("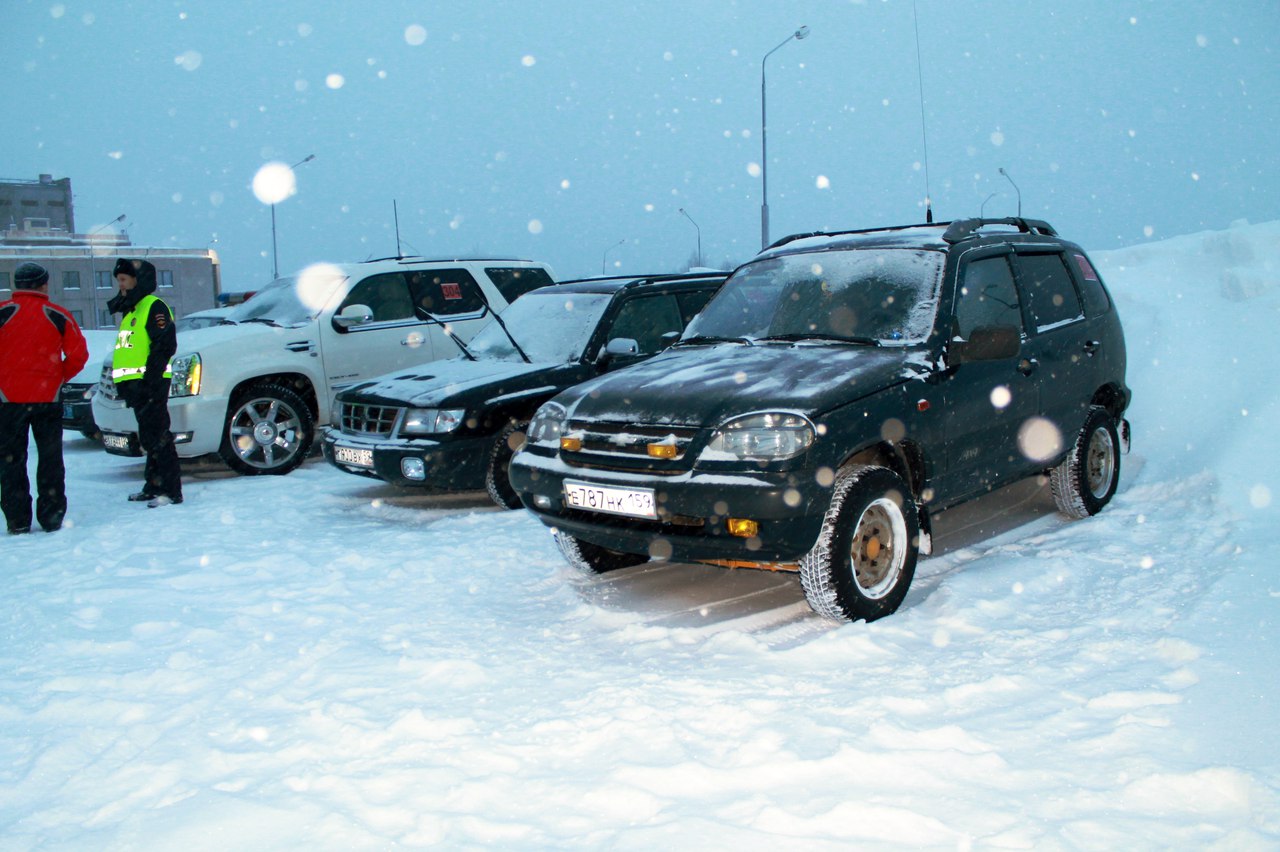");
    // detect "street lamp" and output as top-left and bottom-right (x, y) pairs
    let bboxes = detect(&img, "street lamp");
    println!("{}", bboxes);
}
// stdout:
(760, 24), (809, 251)
(602, 238), (625, 275)
(678, 208), (702, 268)
(998, 167), (1022, 218)
(88, 213), (126, 329)
(271, 154), (316, 280)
